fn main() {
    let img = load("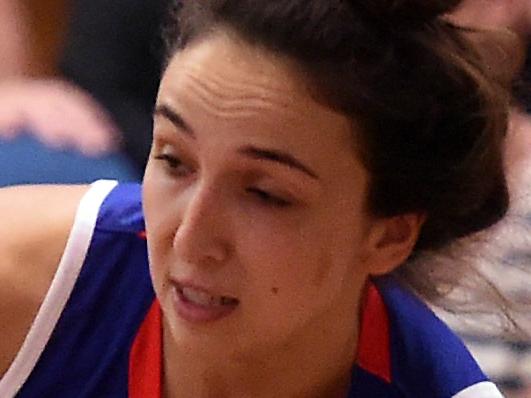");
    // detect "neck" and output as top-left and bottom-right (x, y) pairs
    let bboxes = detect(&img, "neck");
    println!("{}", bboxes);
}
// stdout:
(162, 308), (359, 398)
